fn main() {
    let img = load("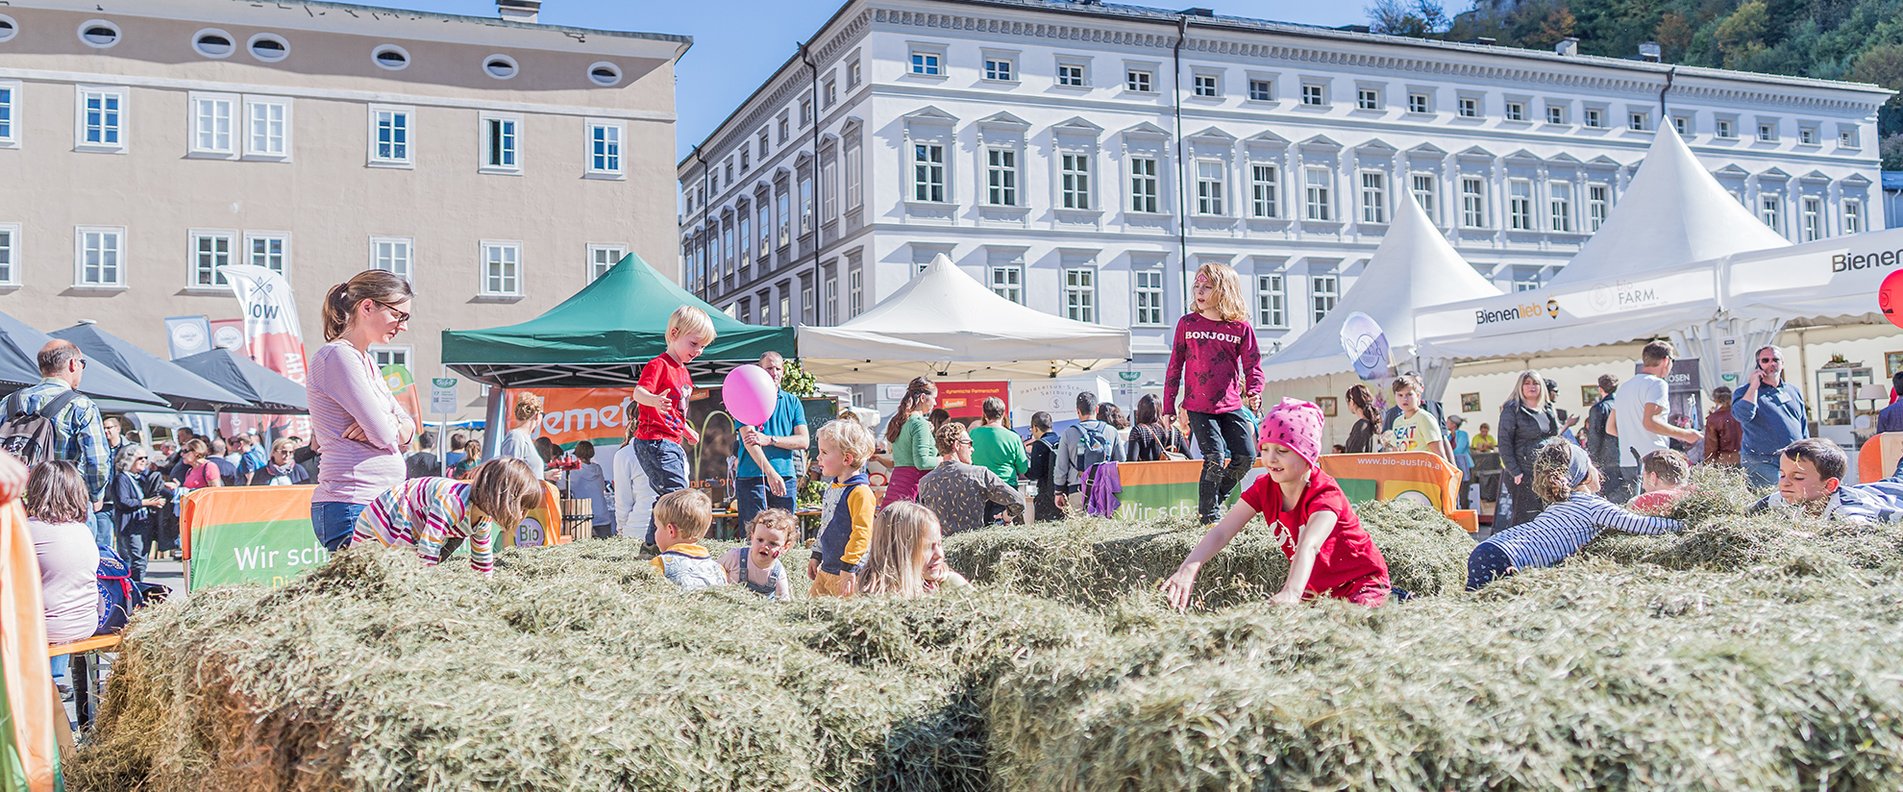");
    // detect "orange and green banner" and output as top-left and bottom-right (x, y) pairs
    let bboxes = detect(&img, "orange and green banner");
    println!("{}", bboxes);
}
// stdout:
(1111, 461), (1216, 522)
(381, 365), (425, 445)
(0, 499), (60, 792)
(505, 388), (632, 452)
(182, 484), (566, 591)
